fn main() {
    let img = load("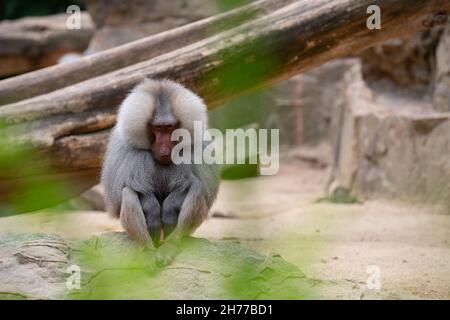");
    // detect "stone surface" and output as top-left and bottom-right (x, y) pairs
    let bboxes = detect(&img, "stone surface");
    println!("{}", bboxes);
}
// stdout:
(359, 27), (444, 90)
(70, 233), (318, 299)
(327, 59), (450, 207)
(0, 13), (93, 77)
(0, 231), (390, 299)
(0, 234), (69, 299)
(434, 22), (450, 112)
